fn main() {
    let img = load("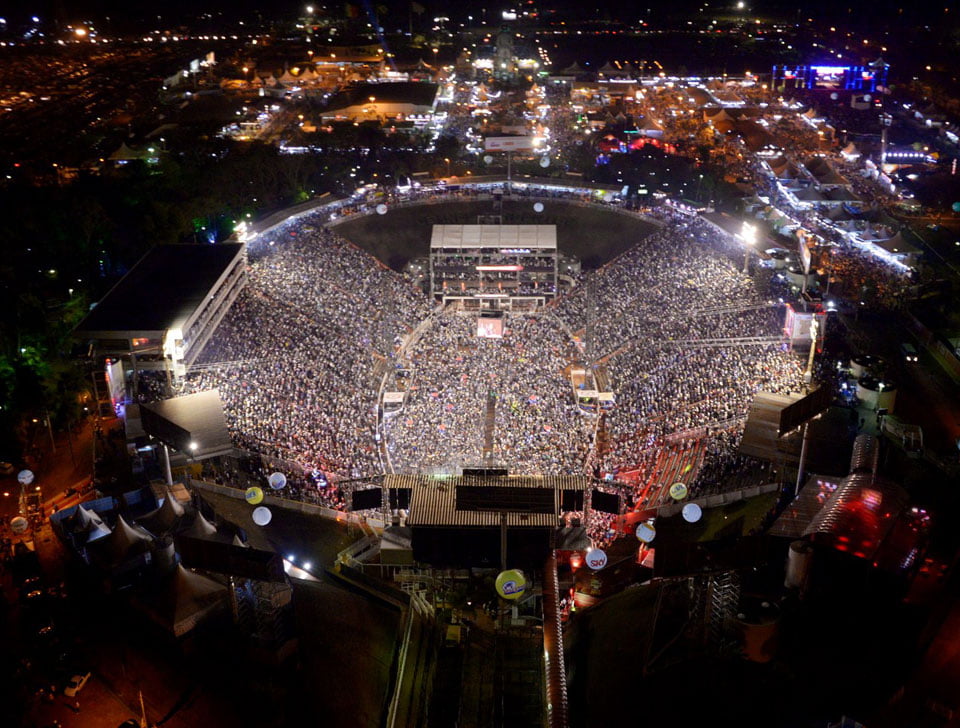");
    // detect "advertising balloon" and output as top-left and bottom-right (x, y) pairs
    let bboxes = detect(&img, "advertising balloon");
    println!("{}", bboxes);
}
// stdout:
(669, 482), (688, 500)
(585, 548), (608, 571)
(252, 506), (272, 526)
(495, 569), (527, 600)
(682, 503), (703, 523)
(18, 470), (34, 486)
(268, 472), (287, 490)
(245, 486), (264, 505)
(10, 516), (29, 534)
(636, 521), (656, 544)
